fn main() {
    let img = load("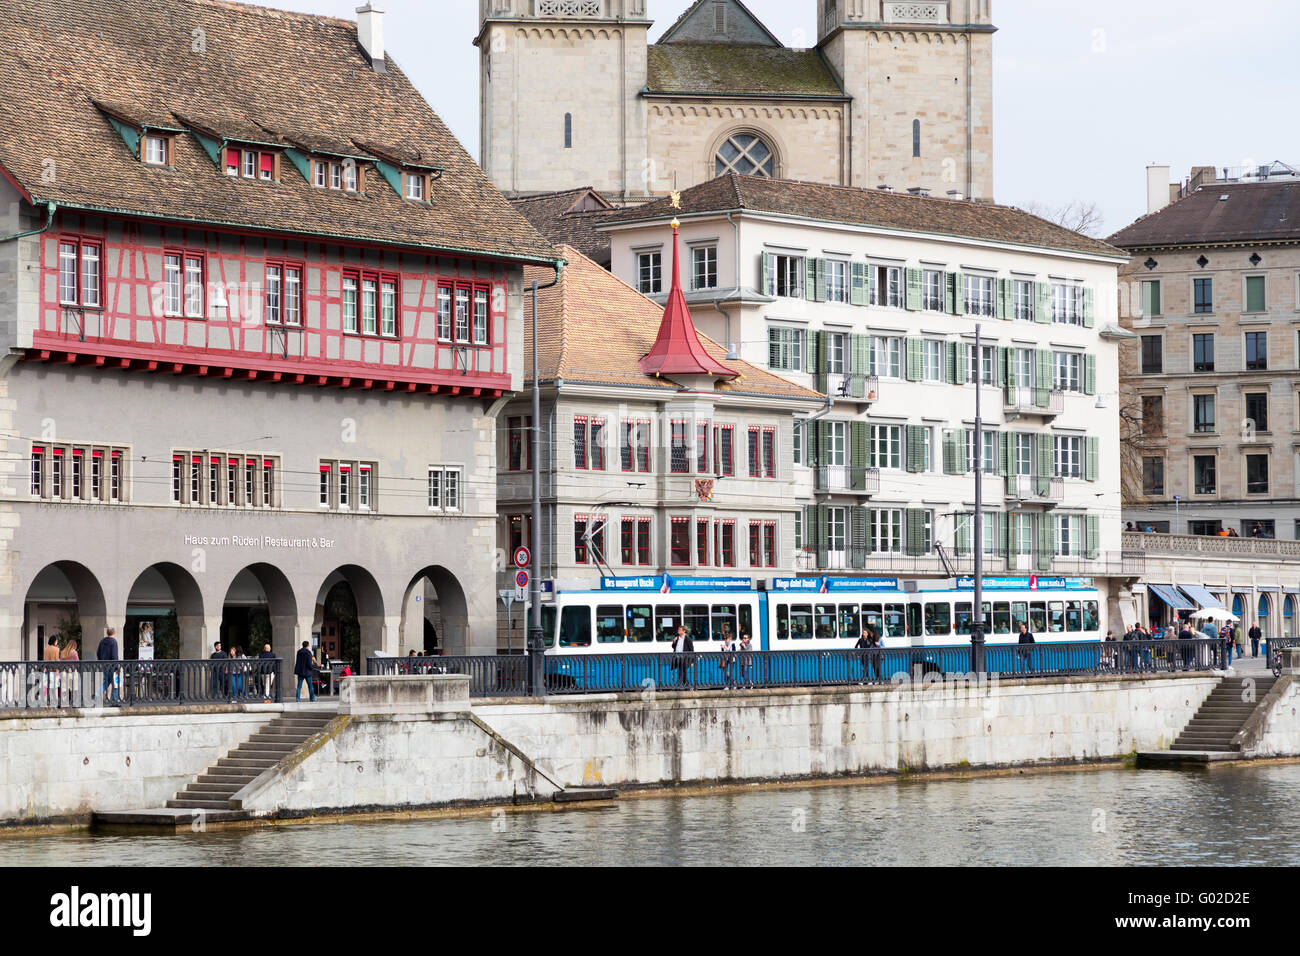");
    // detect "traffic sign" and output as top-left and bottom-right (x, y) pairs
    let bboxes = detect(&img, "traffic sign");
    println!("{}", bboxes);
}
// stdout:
(515, 569), (529, 589)
(513, 547), (531, 569)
